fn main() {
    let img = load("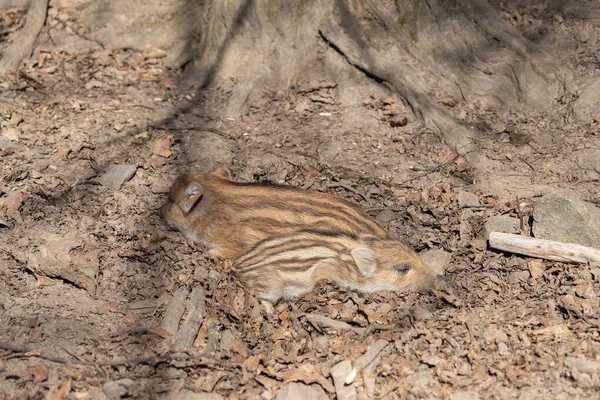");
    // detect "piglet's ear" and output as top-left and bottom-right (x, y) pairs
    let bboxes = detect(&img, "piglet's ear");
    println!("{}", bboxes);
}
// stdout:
(181, 183), (203, 213)
(211, 167), (233, 180)
(351, 247), (377, 277)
